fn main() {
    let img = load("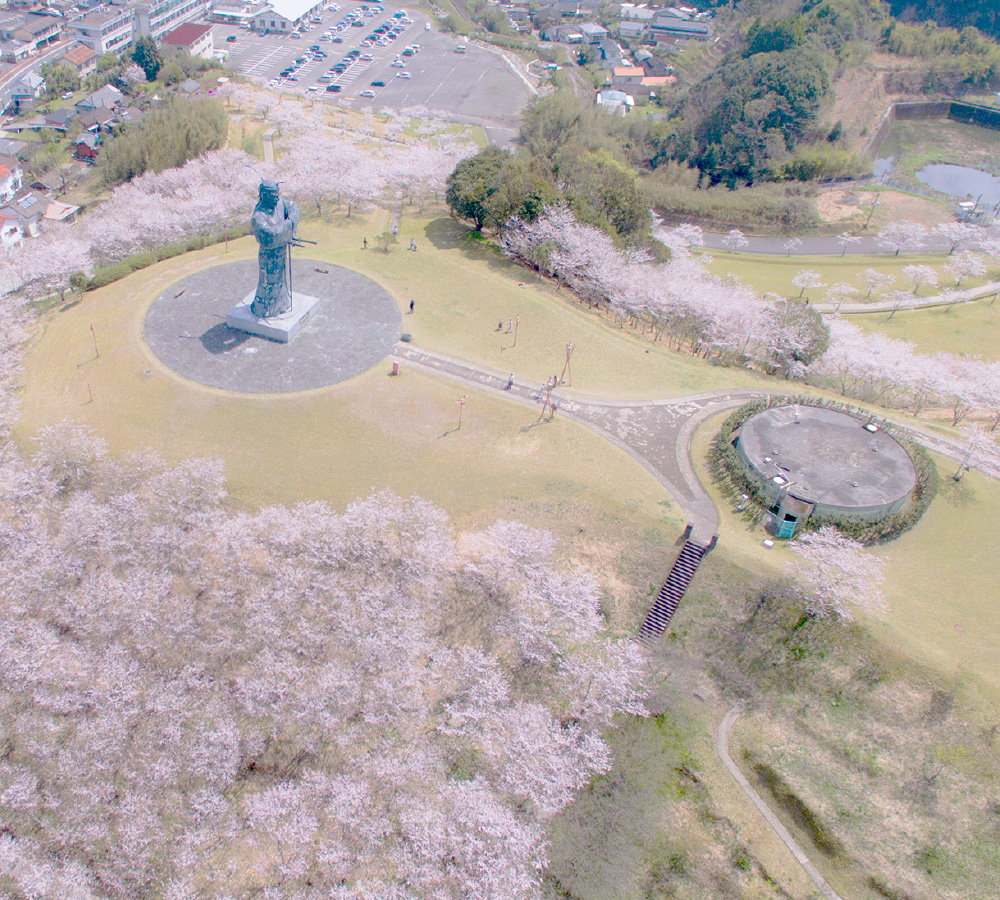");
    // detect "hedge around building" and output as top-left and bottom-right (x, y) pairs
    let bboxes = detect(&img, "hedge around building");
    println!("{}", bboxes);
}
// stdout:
(708, 396), (939, 545)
